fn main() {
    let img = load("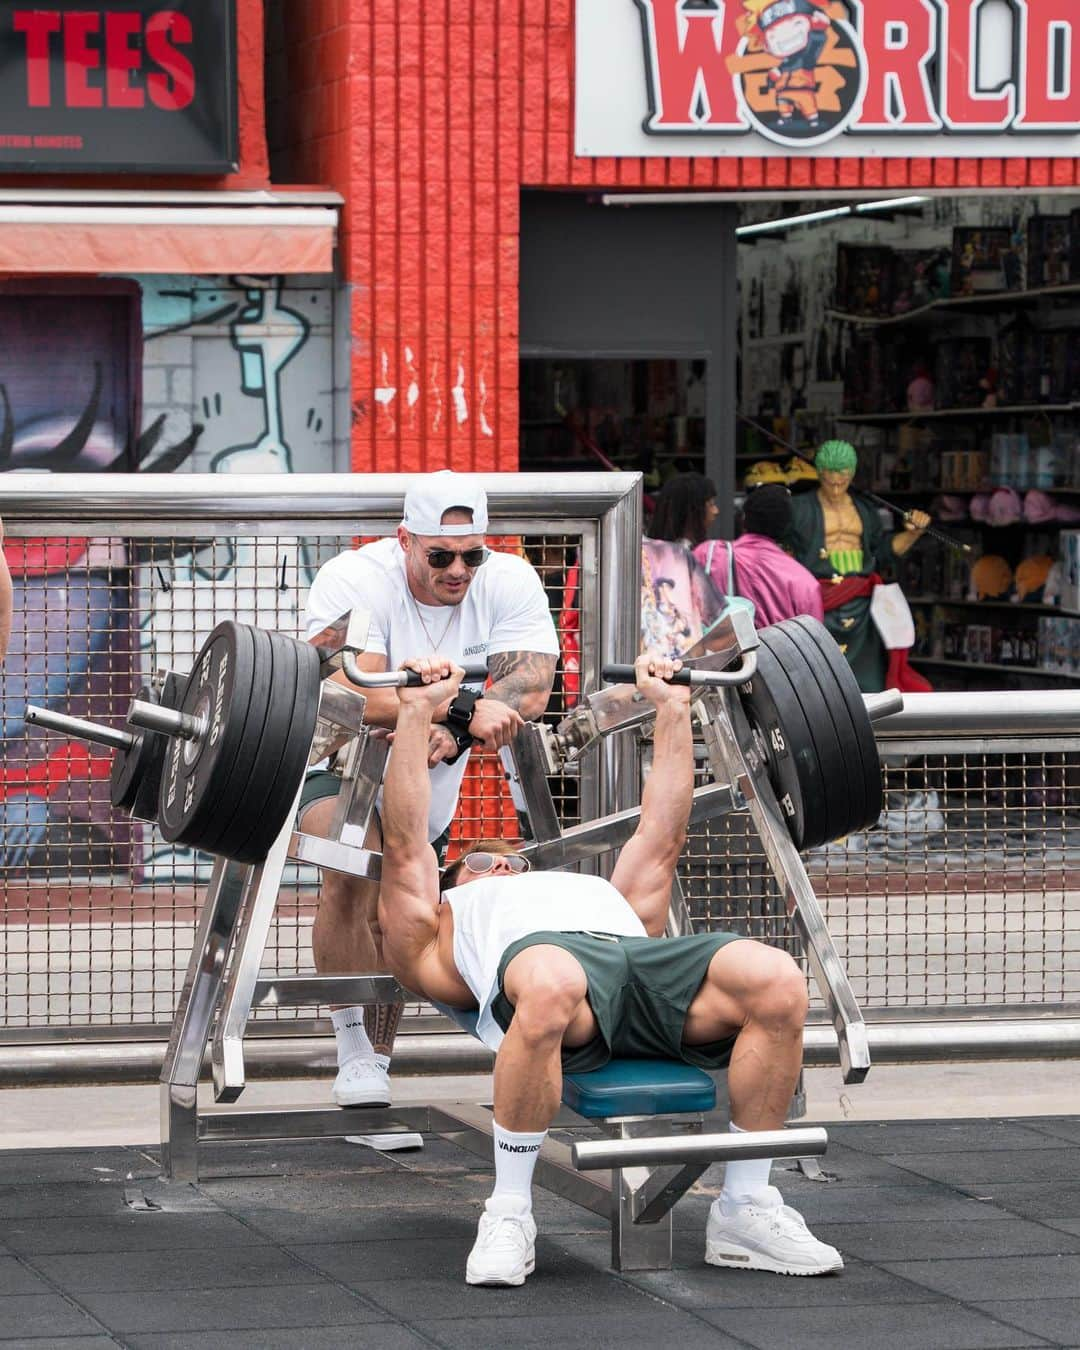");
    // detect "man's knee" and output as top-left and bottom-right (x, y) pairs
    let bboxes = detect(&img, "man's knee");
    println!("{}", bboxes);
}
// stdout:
(743, 948), (808, 1030)
(507, 956), (588, 1043)
(711, 942), (807, 1030)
